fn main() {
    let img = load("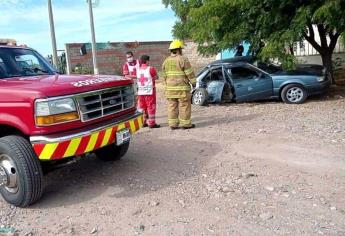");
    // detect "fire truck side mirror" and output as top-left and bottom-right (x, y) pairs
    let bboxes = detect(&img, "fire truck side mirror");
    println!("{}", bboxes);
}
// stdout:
(80, 44), (87, 56)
